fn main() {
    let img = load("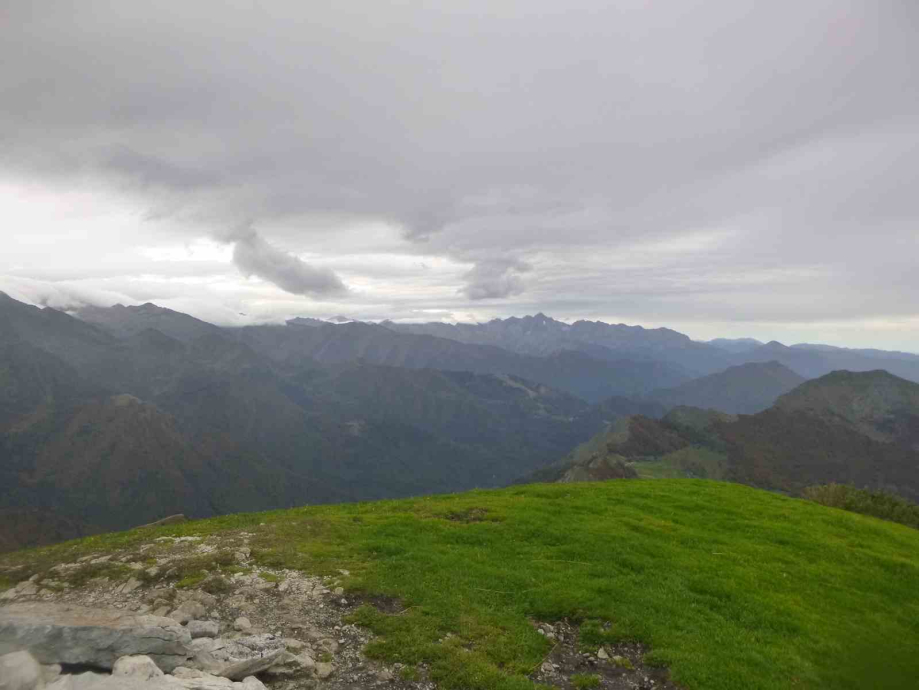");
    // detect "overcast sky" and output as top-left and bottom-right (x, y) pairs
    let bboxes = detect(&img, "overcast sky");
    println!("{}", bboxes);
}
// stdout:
(1, 1), (917, 350)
